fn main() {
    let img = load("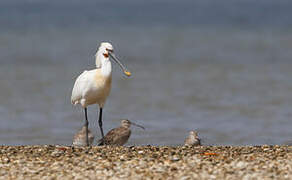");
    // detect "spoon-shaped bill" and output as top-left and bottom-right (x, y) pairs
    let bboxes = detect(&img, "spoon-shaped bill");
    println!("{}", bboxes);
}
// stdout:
(109, 52), (131, 77)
